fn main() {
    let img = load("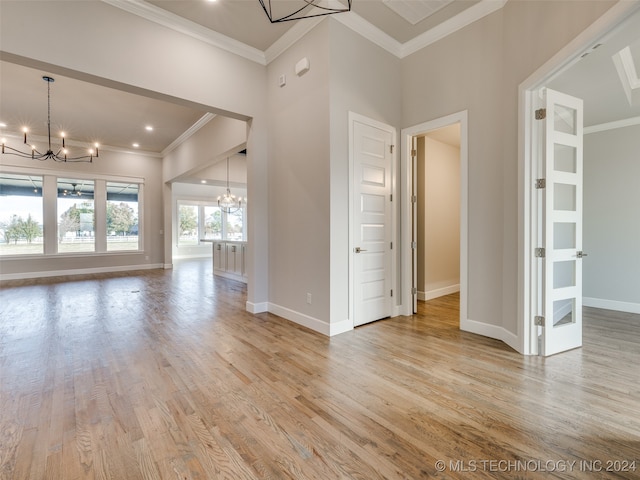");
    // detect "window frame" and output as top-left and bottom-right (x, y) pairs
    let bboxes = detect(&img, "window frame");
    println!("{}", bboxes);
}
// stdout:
(0, 165), (144, 258)
(176, 199), (247, 246)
